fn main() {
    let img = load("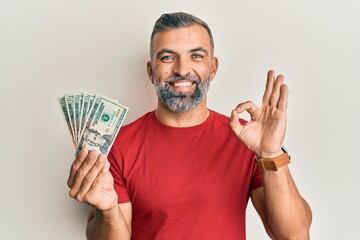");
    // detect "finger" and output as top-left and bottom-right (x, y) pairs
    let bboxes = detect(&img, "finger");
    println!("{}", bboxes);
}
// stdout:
(234, 101), (259, 117)
(262, 70), (275, 106)
(67, 148), (88, 188)
(230, 101), (260, 134)
(270, 74), (284, 107)
(278, 84), (289, 111)
(84, 161), (111, 205)
(75, 154), (107, 202)
(69, 150), (99, 198)
(229, 109), (244, 135)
